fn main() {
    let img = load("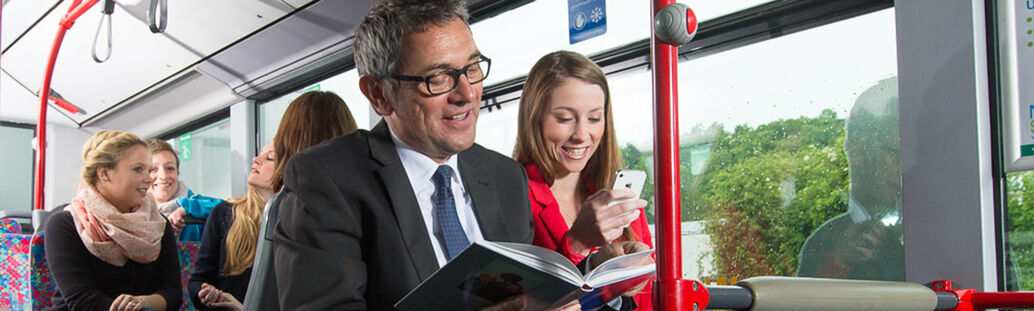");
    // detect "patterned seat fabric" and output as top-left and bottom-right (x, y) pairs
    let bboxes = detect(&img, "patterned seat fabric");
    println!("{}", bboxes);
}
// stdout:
(0, 218), (20, 235)
(0, 232), (31, 310)
(30, 233), (52, 311)
(3, 233), (203, 311)
(178, 241), (200, 311)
